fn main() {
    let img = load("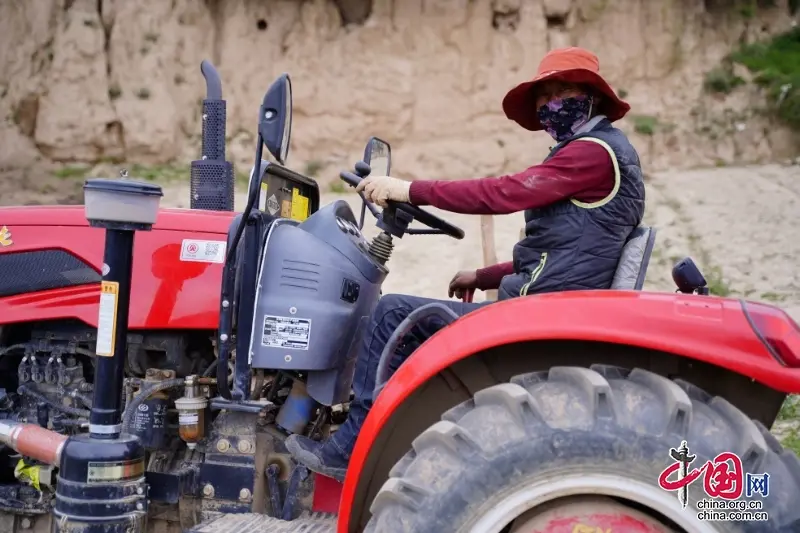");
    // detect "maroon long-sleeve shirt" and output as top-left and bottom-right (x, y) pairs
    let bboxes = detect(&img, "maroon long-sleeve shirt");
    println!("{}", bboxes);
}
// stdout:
(408, 140), (615, 290)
